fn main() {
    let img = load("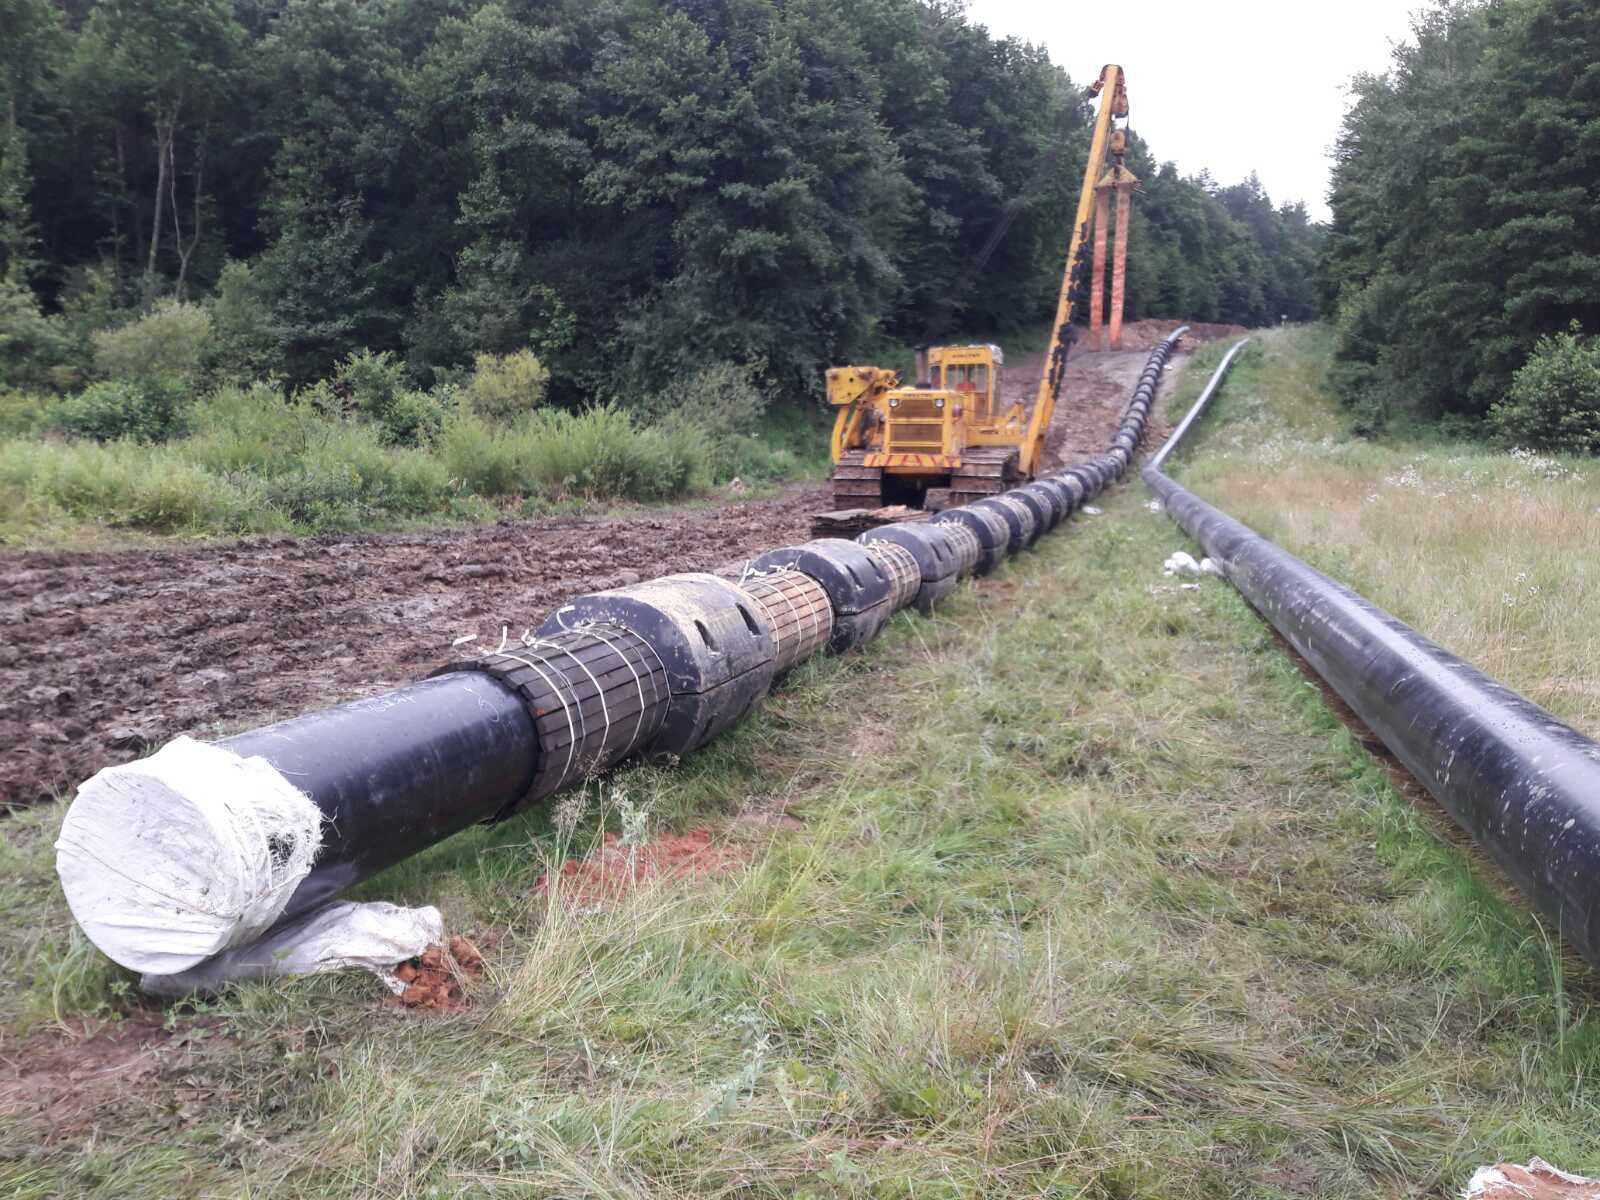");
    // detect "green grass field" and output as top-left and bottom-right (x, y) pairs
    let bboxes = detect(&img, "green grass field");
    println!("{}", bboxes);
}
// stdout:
(4, 327), (1598, 1197)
